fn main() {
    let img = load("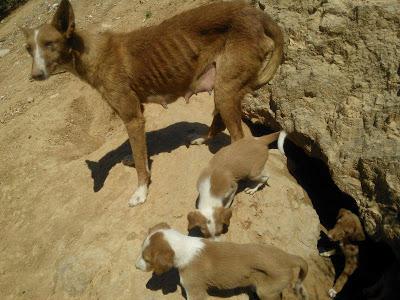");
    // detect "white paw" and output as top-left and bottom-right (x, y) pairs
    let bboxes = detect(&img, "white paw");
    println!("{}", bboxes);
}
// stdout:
(328, 288), (337, 298)
(128, 185), (148, 207)
(320, 249), (336, 257)
(190, 137), (207, 145)
(244, 187), (258, 195)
